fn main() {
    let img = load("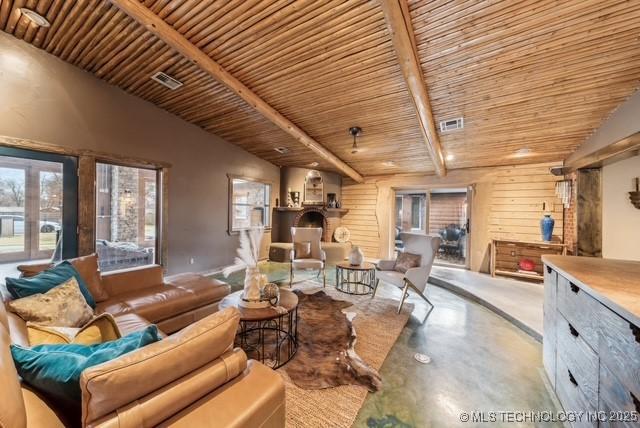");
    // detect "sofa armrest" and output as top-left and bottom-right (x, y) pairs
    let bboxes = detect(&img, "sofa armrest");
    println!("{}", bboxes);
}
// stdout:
(100, 265), (164, 296)
(88, 348), (248, 428)
(80, 308), (240, 426)
(376, 259), (396, 271)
